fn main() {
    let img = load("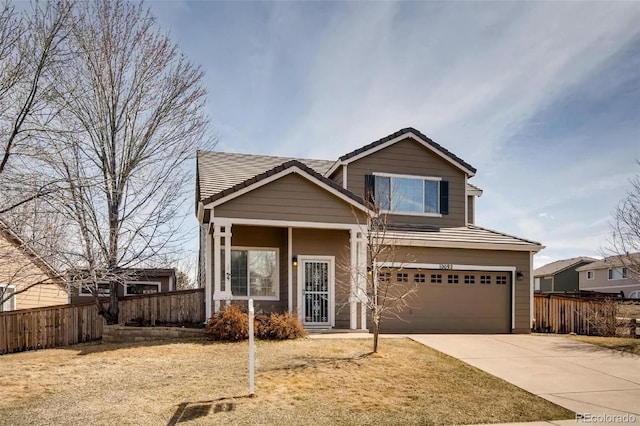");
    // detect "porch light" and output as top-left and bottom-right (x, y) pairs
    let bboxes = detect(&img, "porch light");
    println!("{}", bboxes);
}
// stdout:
(367, 266), (372, 276)
(516, 271), (524, 281)
(292, 256), (298, 267)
